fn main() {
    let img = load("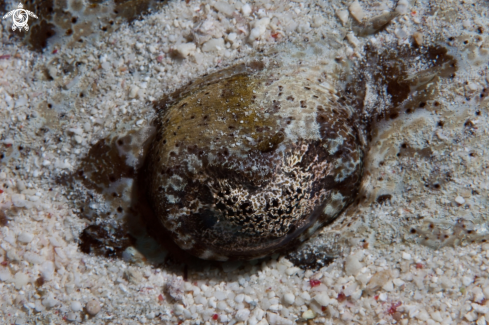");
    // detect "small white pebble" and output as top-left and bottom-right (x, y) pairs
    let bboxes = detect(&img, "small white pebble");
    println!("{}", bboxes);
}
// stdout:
(349, 0), (365, 22)
(235, 294), (245, 303)
(69, 127), (84, 137)
(302, 309), (315, 319)
(382, 281), (394, 292)
(213, 1), (235, 17)
(396, 0), (410, 14)
(42, 294), (58, 308)
(202, 38), (225, 52)
(269, 304), (282, 312)
(283, 293), (295, 305)
(14, 272), (29, 289)
(135, 42), (144, 50)
(119, 284), (128, 293)
(136, 119), (145, 126)
(215, 290), (227, 300)
(472, 303), (489, 314)
(455, 196), (465, 204)
(378, 293), (388, 301)
(463, 276), (474, 286)
(336, 10), (349, 25)
(86, 299), (102, 316)
(244, 295), (253, 304)
(254, 308), (265, 321)
(286, 267), (301, 276)
(236, 308), (251, 321)
(208, 297), (217, 308)
(41, 261), (55, 280)
(71, 301), (82, 312)
(129, 86), (140, 99)
(466, 311), (478, 322)
(312, 15), (326, 28)
(313, 293), (331, 306)
(17, 233), (34, 243)
(175, 43), (196, 57)
(402, 252), (412, 260)
(345, 254), (363, 276)
(241, 3), (251, 16)
(227, 33), (237, 42)
(431, 311), (444, 322)
(249, 18), (271, 42)
(220, 314), (229, 322)
(173, 304), (185, 315)
(217, 300), (228, 310)
(346, 32), (360, 48)
(301, 291), (311, 302)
